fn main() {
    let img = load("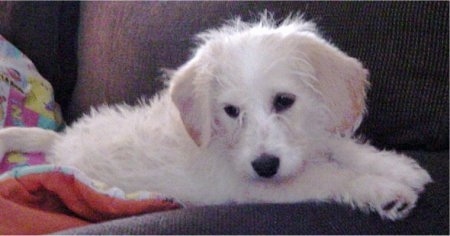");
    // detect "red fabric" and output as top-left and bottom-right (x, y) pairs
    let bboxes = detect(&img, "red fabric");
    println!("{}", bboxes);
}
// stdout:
(0, 172), (180, 234)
